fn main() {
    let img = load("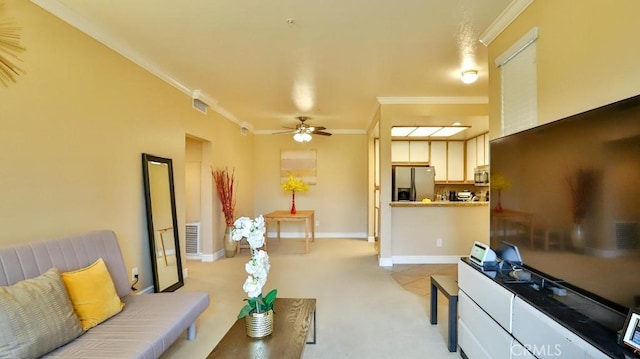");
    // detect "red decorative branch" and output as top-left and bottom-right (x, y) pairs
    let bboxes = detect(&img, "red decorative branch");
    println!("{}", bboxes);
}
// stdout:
(212, 167), (236, 226)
